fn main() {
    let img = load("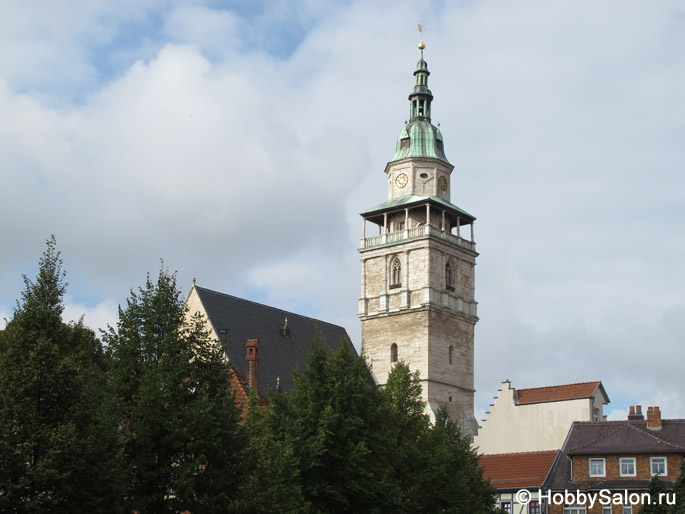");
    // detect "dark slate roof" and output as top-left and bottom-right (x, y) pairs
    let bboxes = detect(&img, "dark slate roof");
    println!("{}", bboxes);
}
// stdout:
(192, 286), (354, 395)
(566, 420), (685, 455)
(548, 419), (685, 491)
